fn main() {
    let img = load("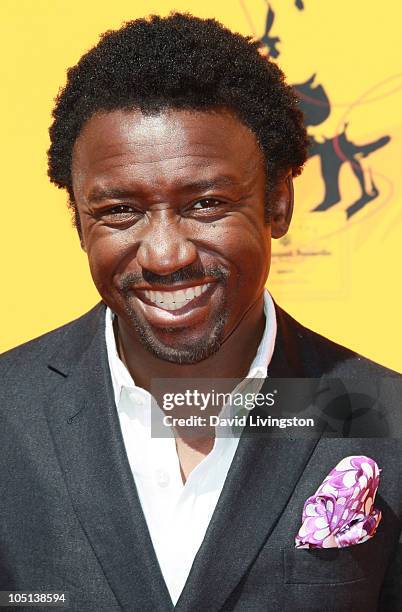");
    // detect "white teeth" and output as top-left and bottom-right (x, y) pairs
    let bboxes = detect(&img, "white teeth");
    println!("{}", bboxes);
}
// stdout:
(163, 293), (174, 306)
(176, 289), (187, 304)
(143, 283), (211, 310)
